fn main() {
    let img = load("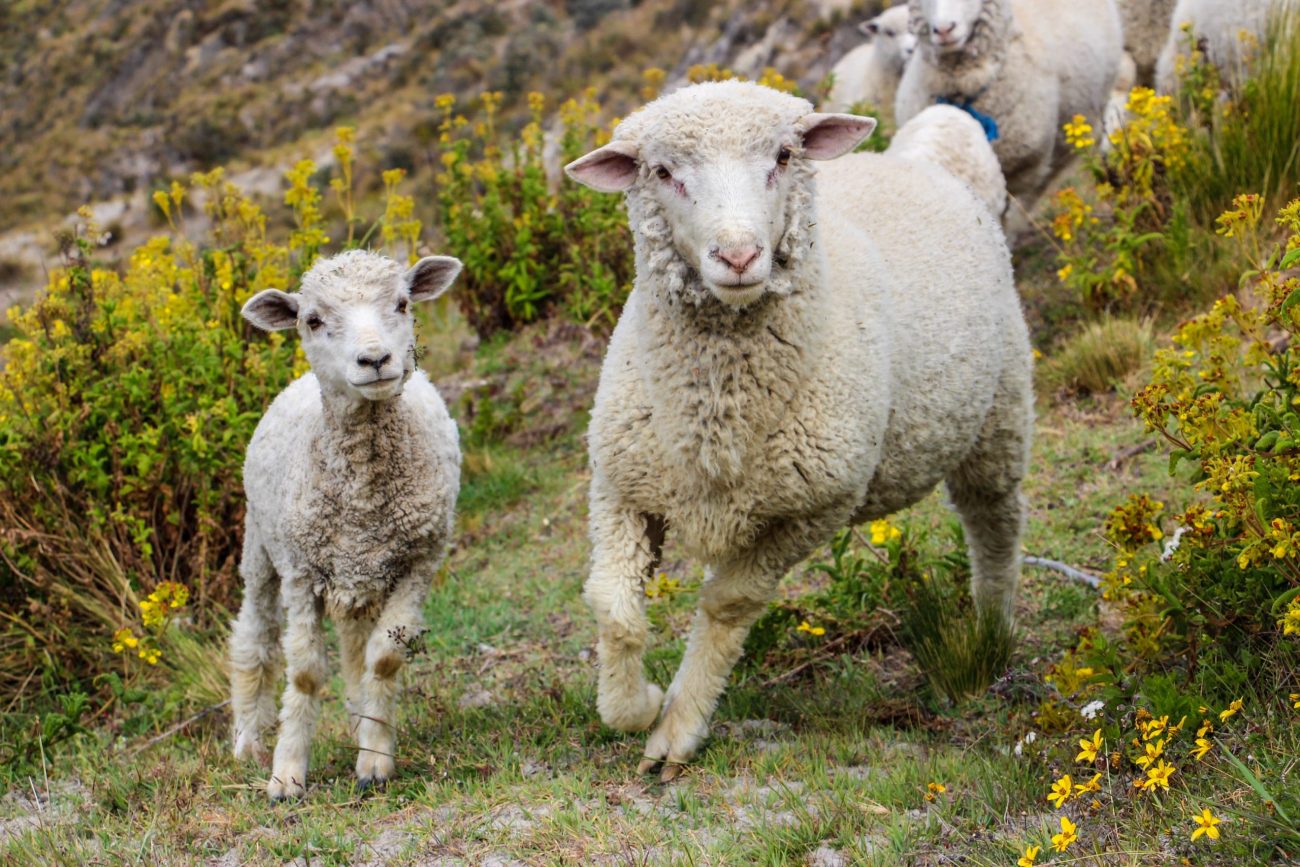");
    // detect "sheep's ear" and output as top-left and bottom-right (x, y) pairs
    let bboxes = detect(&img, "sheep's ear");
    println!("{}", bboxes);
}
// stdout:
(404, 255), (462, 302)
(565, 140), (640, 192)
(242, 289), (300, 331)
(797, 113), (878, 160)
(858, 18), (880, 38)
